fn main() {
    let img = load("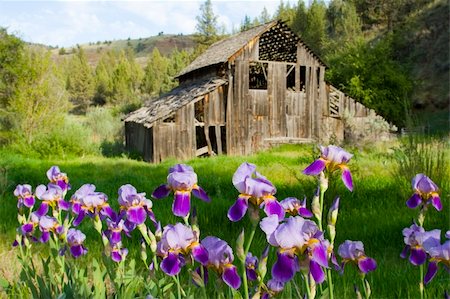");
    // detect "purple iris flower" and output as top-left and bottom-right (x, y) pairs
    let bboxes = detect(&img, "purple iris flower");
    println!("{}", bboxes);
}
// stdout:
(424, 240), (450, 284)
(104, 219), (128, 245)
(280, 197), (313, 218)
(66, 228), (88, 258)
(39, 215), (64, 243)
(13, 212), (40, 247)
(200, 236), (241, 289)
(401, 223), (441, 266)
(260, 215), (329, 283)
(406, 174), (442, 211)
(34, 184), (70, 217)
(227, 162), (284, 222)
(71, 184), (116, 226)
(157, 223), (208, 276)
(118, 184), (155, 226)
(245, 252), (258, 281)
(13, 184), (35, 209)
(261, 279), (285, 299)
(303, 145), (353, 191)
(338, 240), (377, 274)
(152, 164), (210, 218)
(111, 244), (129, 262)
(46, 166), (70, 193)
